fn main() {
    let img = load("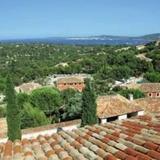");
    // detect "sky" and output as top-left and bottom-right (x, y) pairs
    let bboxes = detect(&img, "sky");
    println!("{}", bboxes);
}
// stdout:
(0, 0), (160, 39)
